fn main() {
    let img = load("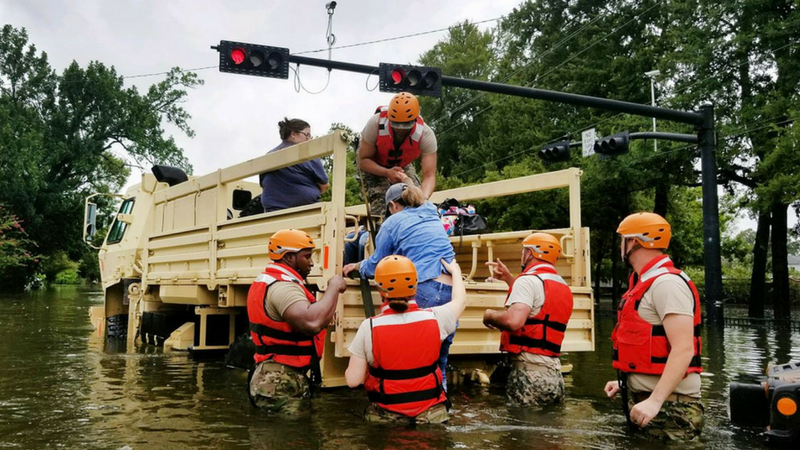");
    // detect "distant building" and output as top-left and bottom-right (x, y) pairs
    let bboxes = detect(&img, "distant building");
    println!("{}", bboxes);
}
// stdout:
(789, 255), (800, 273)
